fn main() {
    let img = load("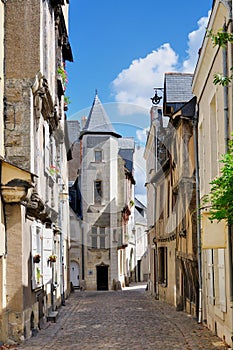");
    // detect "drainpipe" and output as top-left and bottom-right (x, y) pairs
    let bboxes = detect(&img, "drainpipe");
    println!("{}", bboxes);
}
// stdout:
(222, 16), (233, 347)
(192, 106), (202, 323)
(152, 182), (159, 299)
